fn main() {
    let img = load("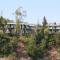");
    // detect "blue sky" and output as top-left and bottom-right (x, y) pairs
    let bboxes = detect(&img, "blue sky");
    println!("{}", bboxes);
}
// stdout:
(0, 0), (60, 24)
